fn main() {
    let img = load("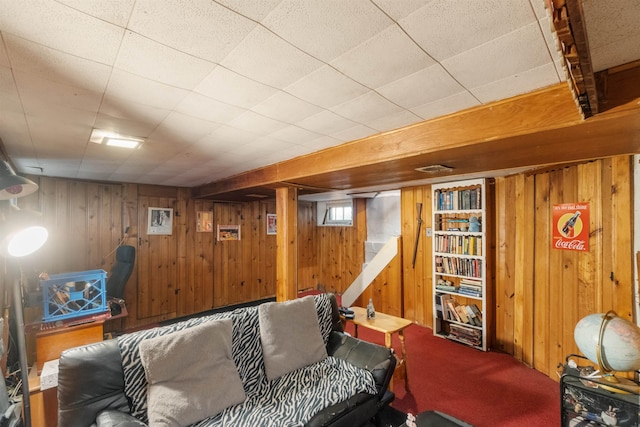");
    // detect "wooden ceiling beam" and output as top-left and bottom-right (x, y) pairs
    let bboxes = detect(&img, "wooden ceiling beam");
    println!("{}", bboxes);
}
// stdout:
(193, 84), (582, 199)
(193, 63), (640, 201)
